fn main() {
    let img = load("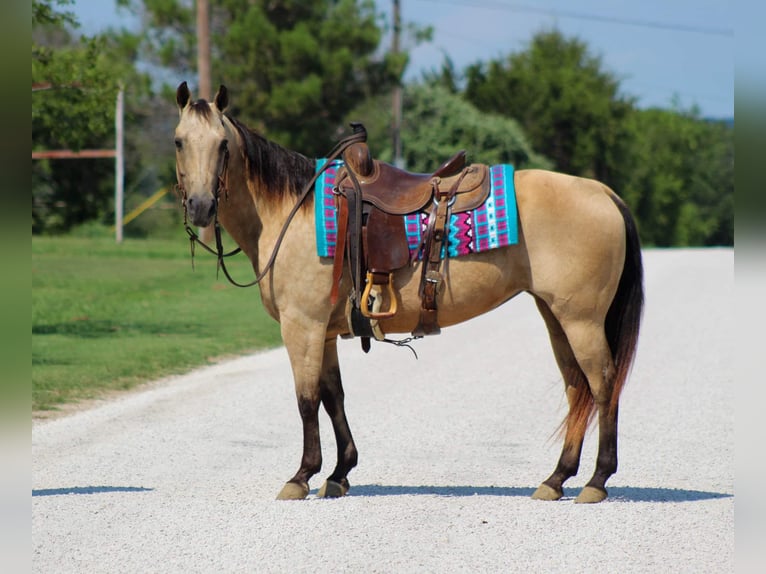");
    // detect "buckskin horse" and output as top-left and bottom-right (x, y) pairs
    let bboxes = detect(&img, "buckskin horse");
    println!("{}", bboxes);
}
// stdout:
(173, 82), (643, 503)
